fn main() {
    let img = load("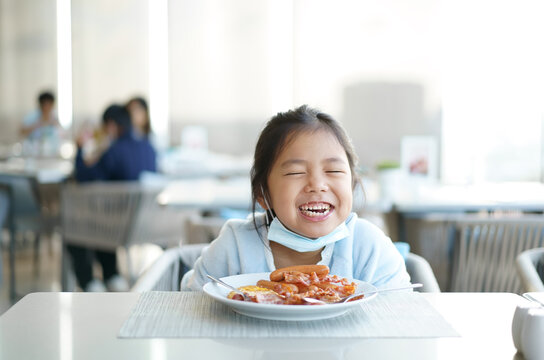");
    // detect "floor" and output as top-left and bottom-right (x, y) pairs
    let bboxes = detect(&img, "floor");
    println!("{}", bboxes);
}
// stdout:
(0, 232), (163, 316)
